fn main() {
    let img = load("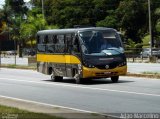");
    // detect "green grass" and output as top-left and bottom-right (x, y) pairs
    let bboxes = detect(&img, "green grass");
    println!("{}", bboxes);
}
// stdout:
(142, 71), (160, 75)
(0, 105), (63, 119)
(0, 64), (36, 70)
